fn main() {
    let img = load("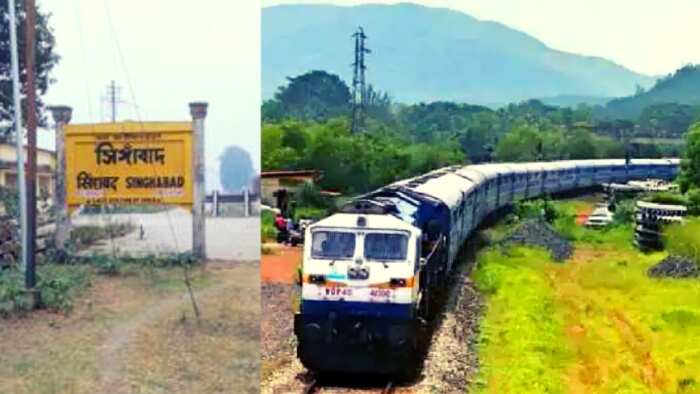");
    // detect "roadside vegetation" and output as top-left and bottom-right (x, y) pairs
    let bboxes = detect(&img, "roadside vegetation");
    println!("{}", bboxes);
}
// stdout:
(473, 199), (700, 393)
(665, 218), (700, 267)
